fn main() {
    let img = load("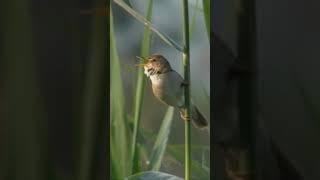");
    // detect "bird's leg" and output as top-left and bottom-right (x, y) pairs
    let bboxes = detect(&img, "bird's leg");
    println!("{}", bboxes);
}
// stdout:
(180, 80), (189, 87)
(180, 81), (190, 121)
(179, 109), (190, 122)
